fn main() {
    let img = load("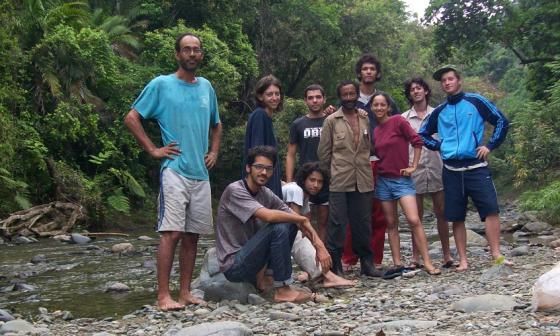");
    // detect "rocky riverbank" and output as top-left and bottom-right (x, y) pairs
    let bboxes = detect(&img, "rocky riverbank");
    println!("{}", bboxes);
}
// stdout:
(1, 202), (560, 335)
